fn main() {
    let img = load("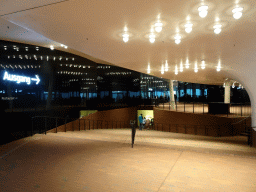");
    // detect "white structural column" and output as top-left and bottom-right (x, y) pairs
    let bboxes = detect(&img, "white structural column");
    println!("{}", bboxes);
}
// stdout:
(169, 80), (175, 109)
(224, 81), (232, 103)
